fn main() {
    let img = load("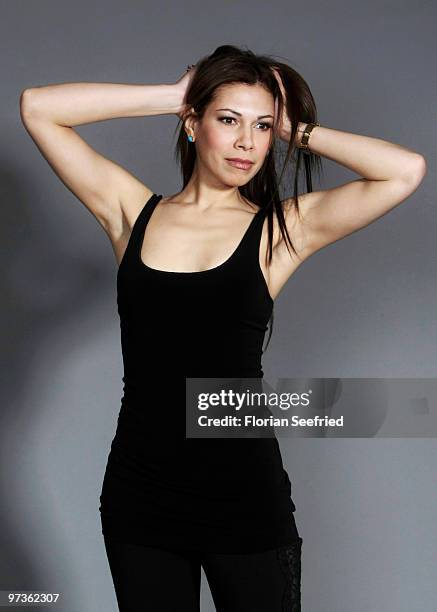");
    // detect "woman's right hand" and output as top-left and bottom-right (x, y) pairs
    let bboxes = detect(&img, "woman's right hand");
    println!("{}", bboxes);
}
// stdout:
(173, 64), (197, 119)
